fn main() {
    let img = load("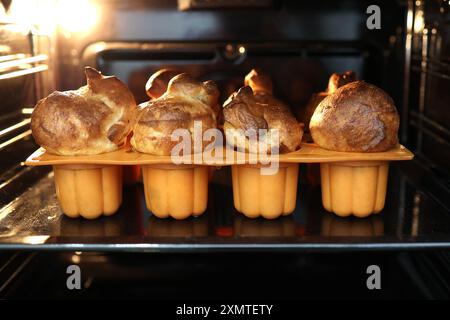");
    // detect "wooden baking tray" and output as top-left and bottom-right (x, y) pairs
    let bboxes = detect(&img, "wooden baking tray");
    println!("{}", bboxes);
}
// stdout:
(24, 143), (414, 166)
